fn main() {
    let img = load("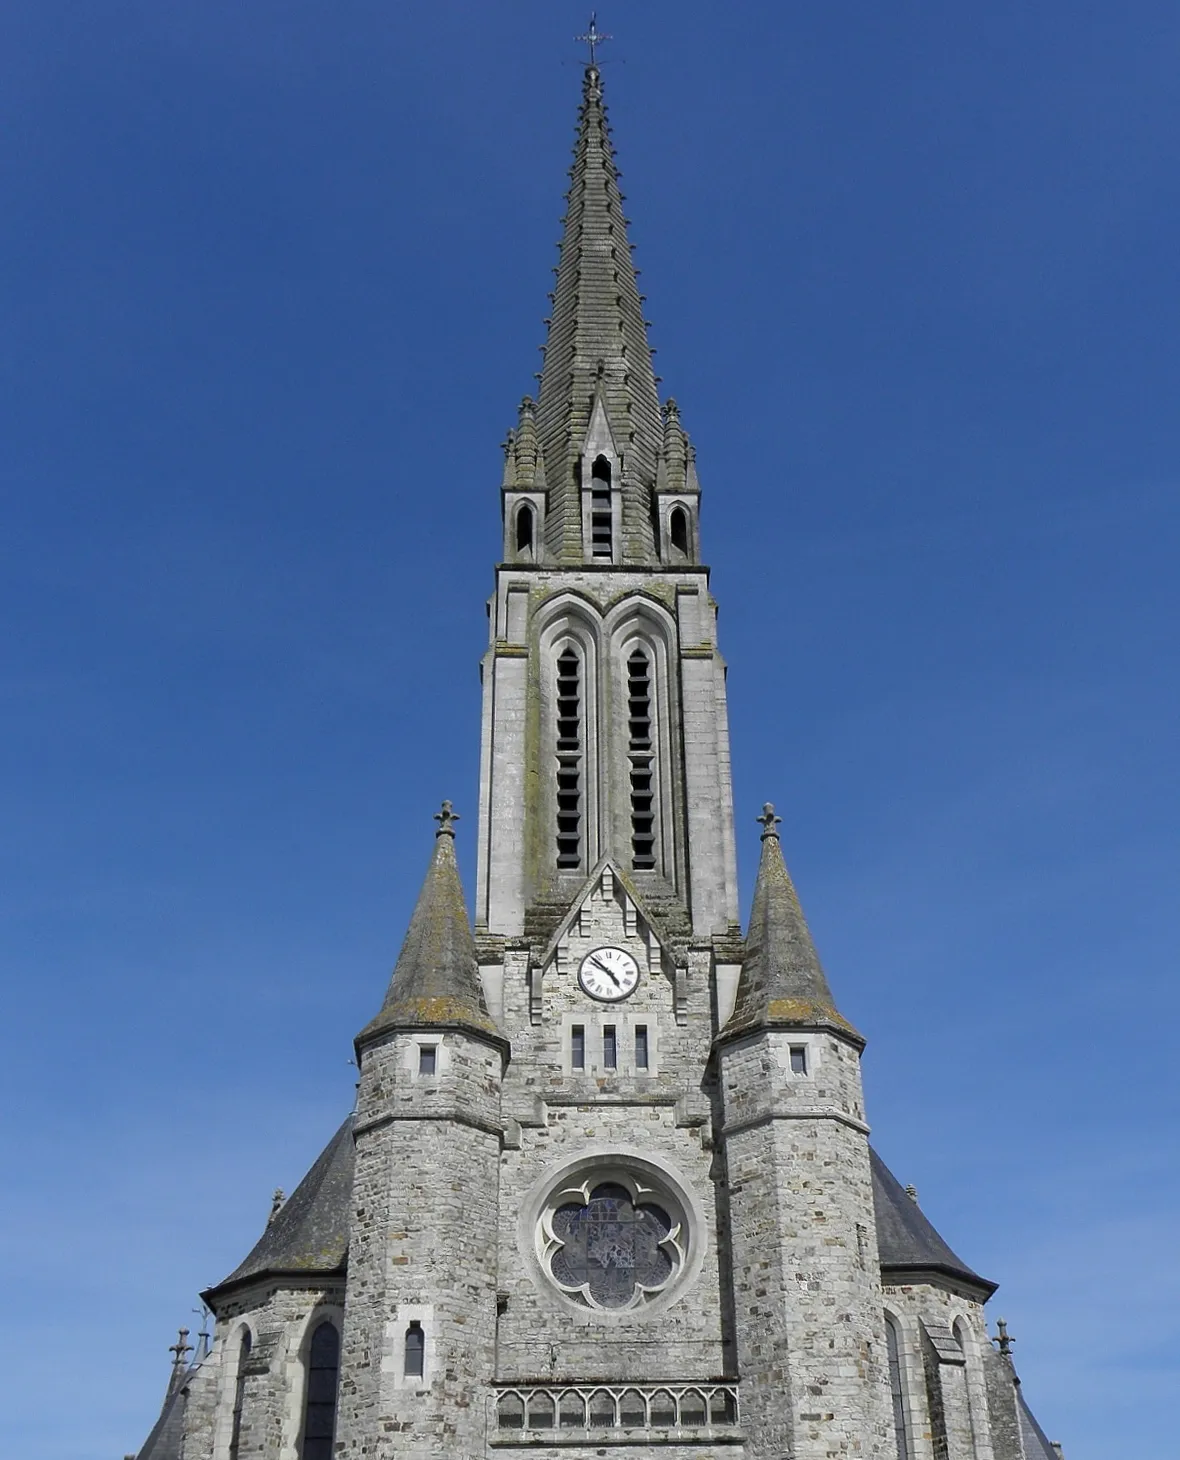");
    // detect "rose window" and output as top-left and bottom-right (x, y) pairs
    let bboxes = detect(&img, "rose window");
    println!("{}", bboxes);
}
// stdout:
(539, 1172), (686, 1310)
